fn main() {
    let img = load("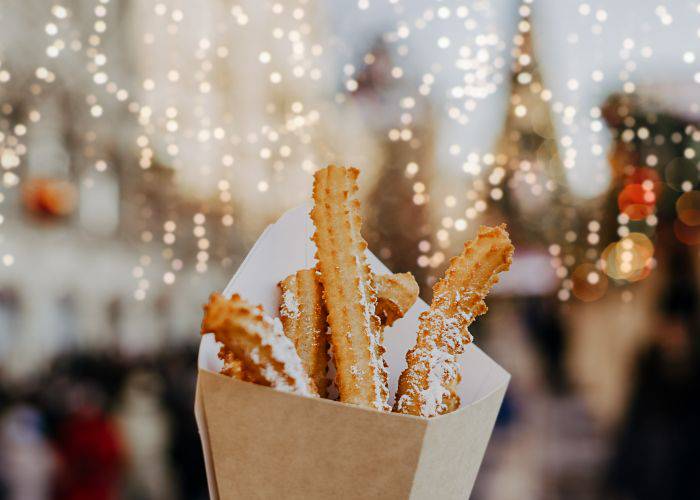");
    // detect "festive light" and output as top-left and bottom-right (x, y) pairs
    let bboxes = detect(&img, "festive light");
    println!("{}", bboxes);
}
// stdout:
(676, 191), (700, 226)
(0, 0), (697, 305)
(601, 233), (654, 282)
(572, 263), (609, 302)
